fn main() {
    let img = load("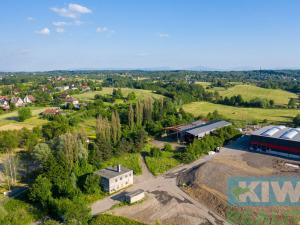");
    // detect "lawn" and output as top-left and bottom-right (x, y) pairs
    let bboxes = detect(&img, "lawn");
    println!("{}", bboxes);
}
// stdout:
(90, 214), (147, 225)
(217, 84), (297, 106)
(183, 101), (299, 124)
(73, 87), (164, 101)
(100, 153), (142, 175)
(0, 198), (44, 225)
(145, 151), (180, 176)
(0, 107), (48, 131)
